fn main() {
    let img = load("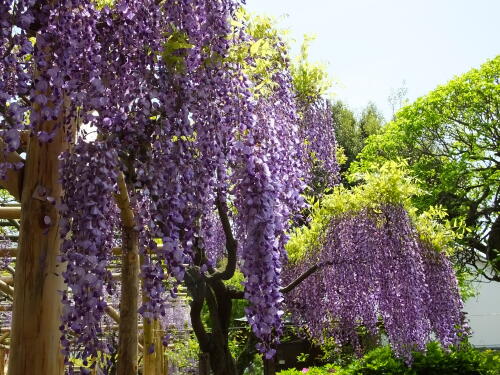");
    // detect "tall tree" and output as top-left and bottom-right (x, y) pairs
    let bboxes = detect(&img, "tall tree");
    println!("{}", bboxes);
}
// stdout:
(358, 102), (384, 139)
(355, 56), (500, 281)
(332, 101), (384, 175)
